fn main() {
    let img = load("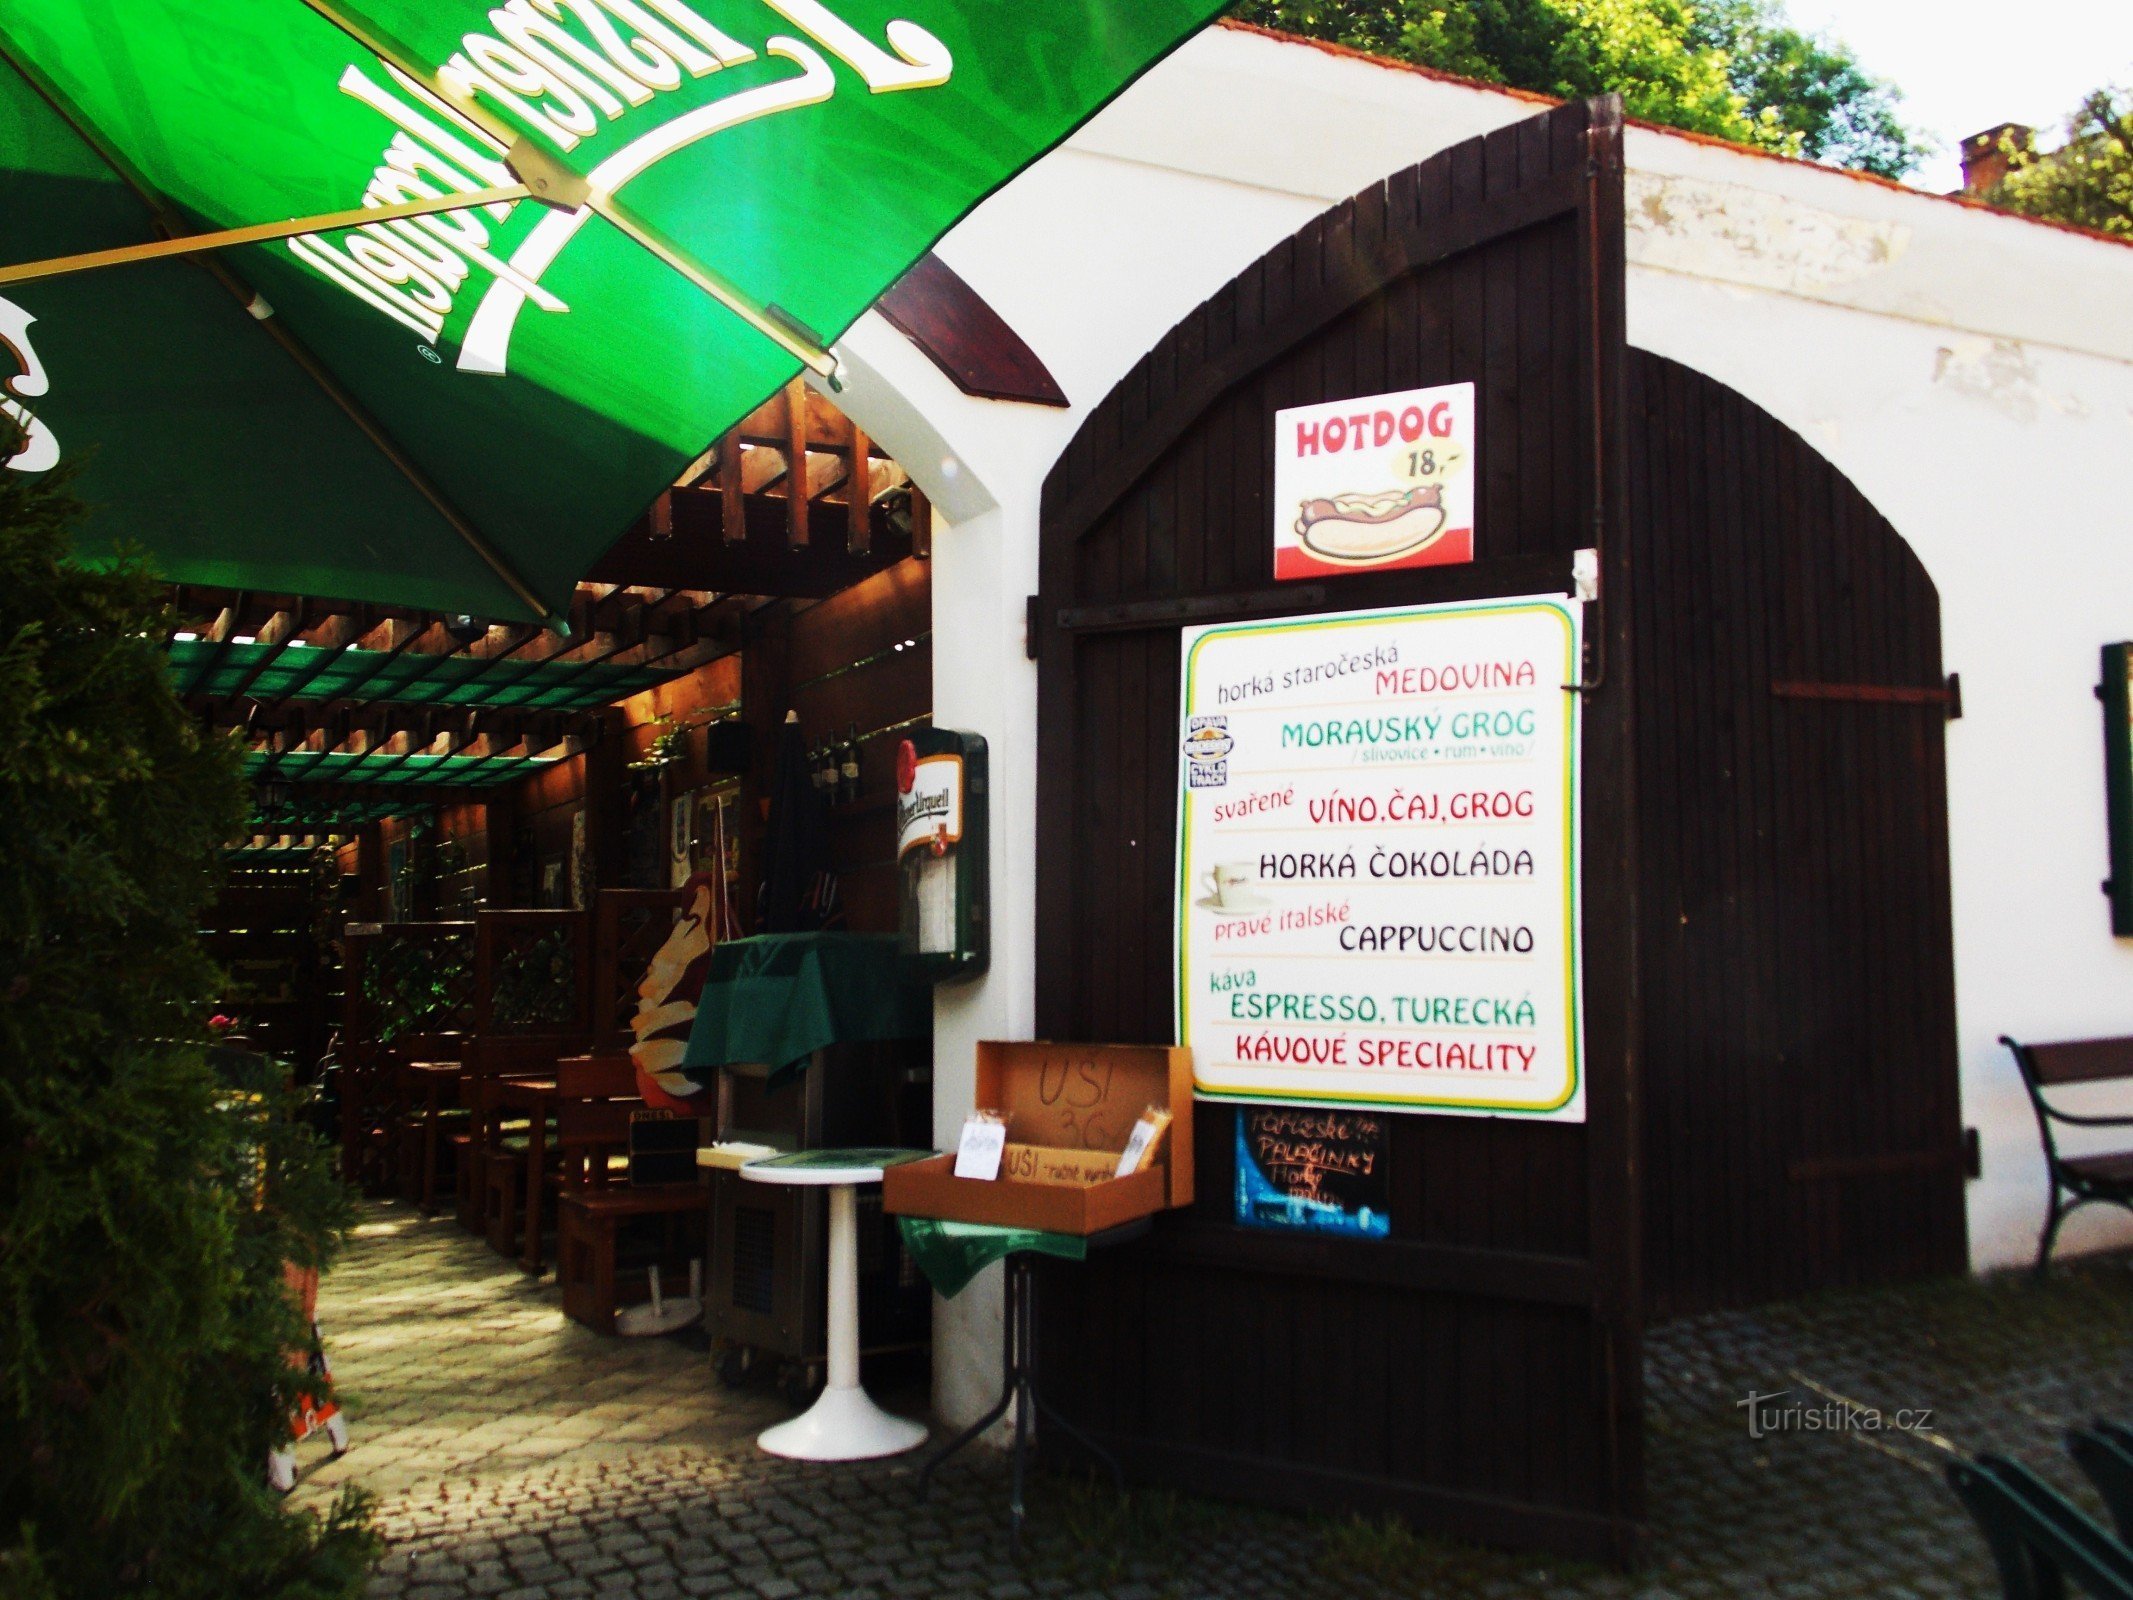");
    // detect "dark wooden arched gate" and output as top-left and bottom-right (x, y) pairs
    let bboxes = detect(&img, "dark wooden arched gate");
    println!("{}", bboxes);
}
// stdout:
(1627, 352), (1965, 1318)
(1032, 97), (1646, 1559)
(1026, 93), (1964, 1558)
